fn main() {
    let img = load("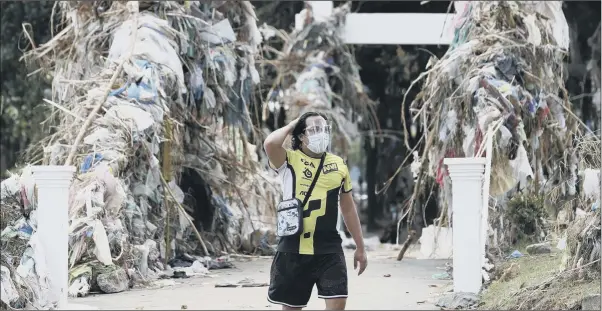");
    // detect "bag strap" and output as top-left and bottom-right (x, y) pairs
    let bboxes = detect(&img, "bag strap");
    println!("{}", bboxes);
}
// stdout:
(301, 153), (327, 207)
